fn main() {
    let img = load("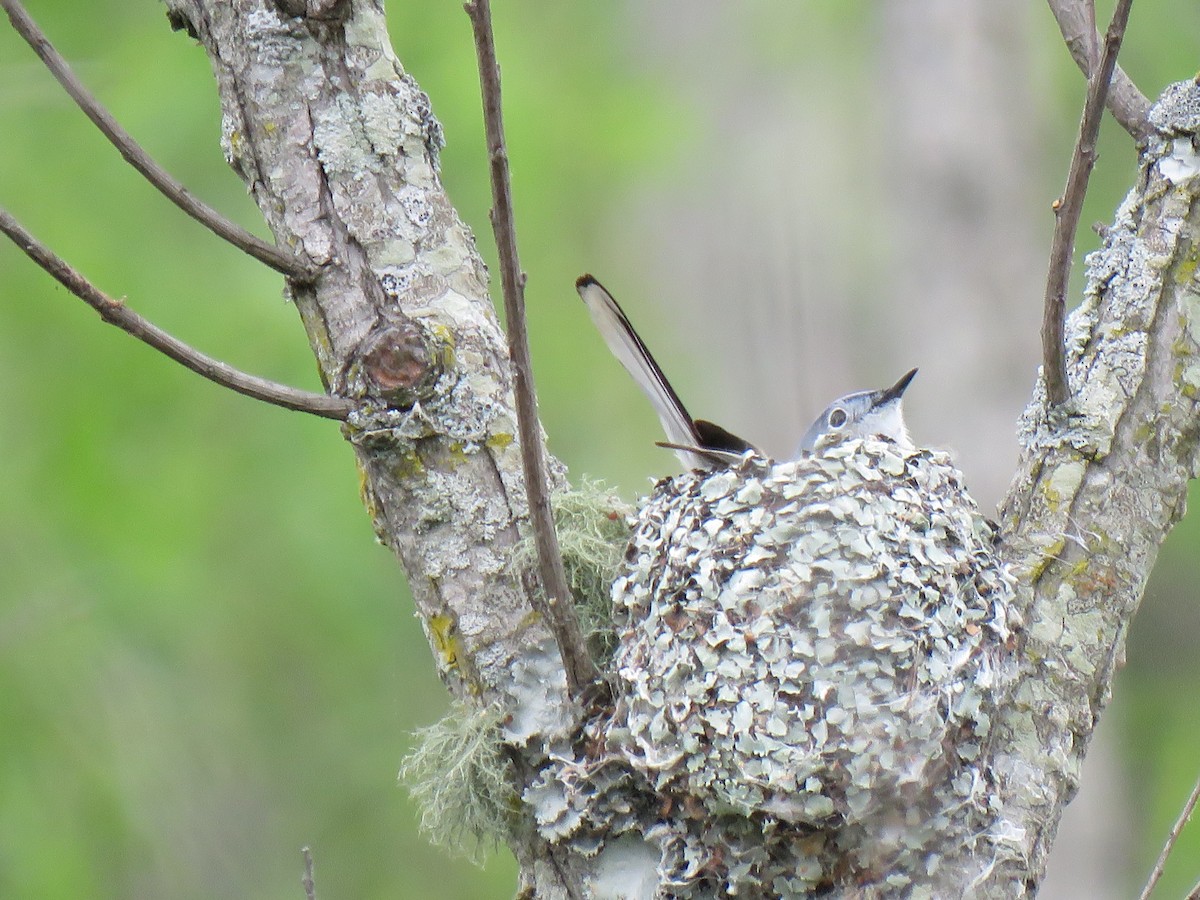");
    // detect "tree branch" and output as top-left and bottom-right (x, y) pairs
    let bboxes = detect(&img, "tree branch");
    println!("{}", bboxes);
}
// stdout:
(1040, 0), (1133, 407)
(300, 846), (318, 900)
(994, 77), (1200, 894)
(151, 13), (586, 892)
(1046, 0), (1151, 139)
(0, 207), (351, 419)
(1137, 769), (1200, 900)
(464, 0), (597, 698)
(0, 0), (315, 281)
